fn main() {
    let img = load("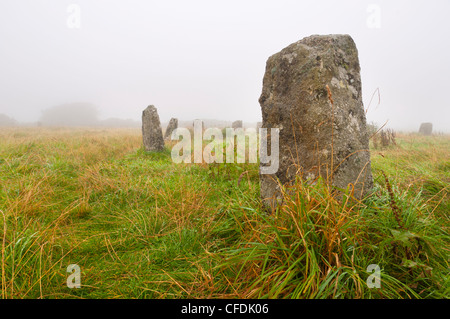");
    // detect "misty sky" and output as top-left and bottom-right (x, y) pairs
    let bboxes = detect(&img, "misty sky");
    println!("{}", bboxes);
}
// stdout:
(1, 0), (449, 132)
